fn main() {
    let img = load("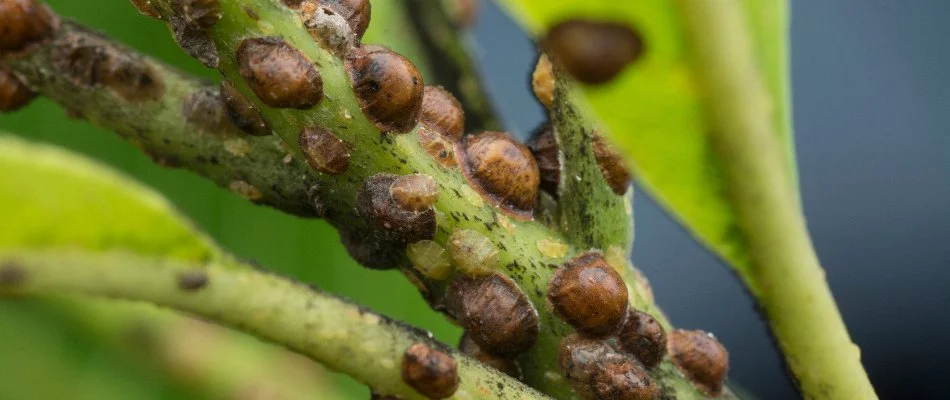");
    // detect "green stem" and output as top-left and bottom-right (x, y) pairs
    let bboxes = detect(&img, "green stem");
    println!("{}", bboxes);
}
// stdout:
(4, 22), (320, 218)
(5, 3), (730, 398)
(678, 2), (876, 398)
(551, 79), (632, 251)
(0, 250), (549, 400)
(56, 299), (345, 400)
